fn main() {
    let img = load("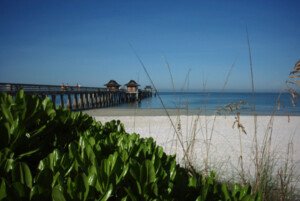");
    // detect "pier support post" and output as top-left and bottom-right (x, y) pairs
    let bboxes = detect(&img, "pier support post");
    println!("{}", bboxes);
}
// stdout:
(73, 94), (78, 109)
(99, 93), (103, 108)
(103, 93), (106, 107)
(103, 93), (107, 107)
(60, 94), (64, 108)
(78, 93), (83, 109)
(51, 94), (56, 106)
(85, 93), (89, 108)
(67, 94), (72, 110)
(90, 93), (94, 108)
(96, 93), (100, 107)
